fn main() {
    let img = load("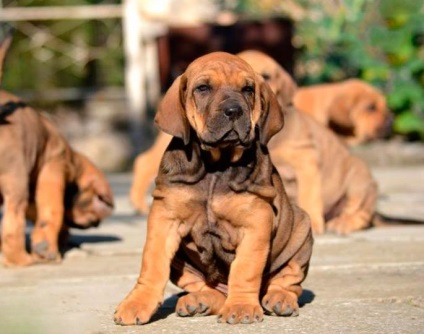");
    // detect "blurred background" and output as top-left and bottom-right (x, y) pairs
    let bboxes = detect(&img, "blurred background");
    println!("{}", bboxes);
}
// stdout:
(0, 0), (423, 171)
